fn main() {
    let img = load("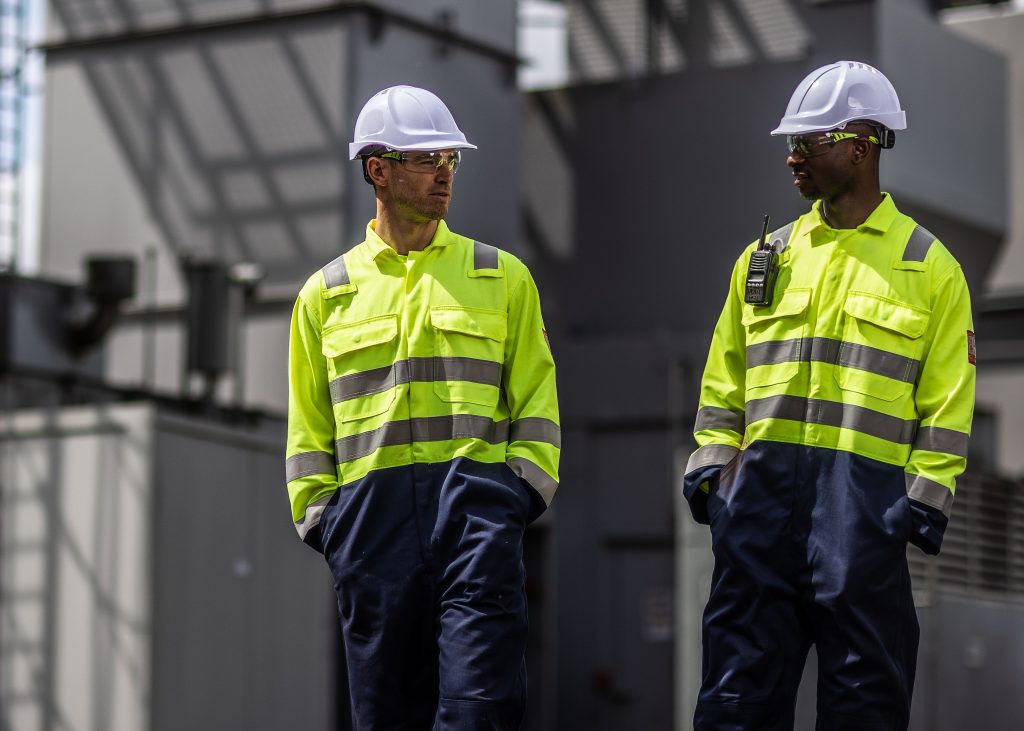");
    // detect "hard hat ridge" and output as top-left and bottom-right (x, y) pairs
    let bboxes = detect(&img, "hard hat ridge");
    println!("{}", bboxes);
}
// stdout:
(771, 60), (907, 136)
(349, 85), (477, 159)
